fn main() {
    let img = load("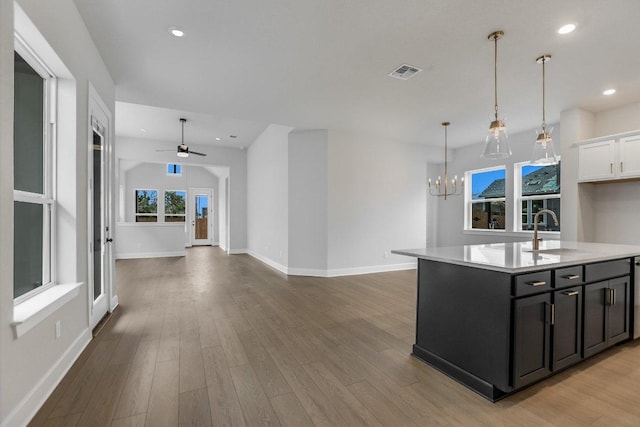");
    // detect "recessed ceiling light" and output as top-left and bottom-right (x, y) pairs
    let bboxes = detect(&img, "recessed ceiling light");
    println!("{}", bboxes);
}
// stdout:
(168, 26), (184, 37)
(140, 128), (147, 132)
(215, 137), (221, 141)
(603, 88), (616, 96)
(557, 24), (576, 34)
